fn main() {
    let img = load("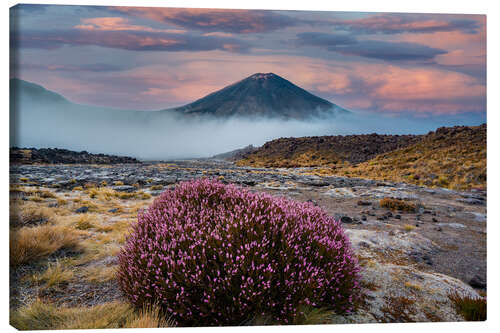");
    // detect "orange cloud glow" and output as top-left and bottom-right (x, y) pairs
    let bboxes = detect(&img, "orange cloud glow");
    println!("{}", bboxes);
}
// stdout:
(75, 17), (186, 33)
